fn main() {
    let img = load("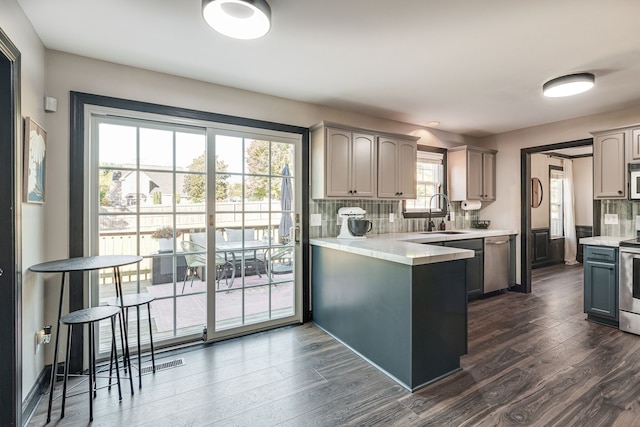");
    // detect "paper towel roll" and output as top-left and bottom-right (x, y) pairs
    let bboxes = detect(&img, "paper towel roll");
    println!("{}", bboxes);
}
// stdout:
(461, 200), (482, 210)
